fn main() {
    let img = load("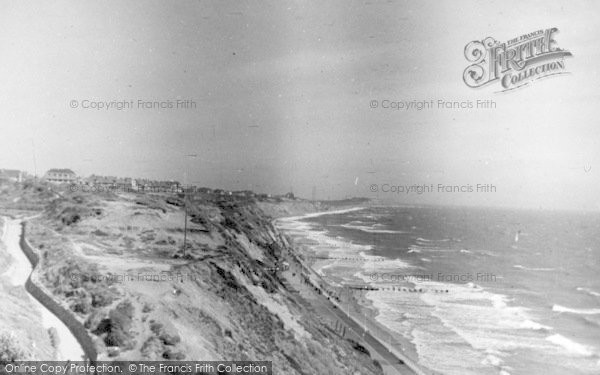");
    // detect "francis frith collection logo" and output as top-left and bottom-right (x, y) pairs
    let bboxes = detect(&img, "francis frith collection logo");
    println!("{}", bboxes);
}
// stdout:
(463, 28), (572, 92)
